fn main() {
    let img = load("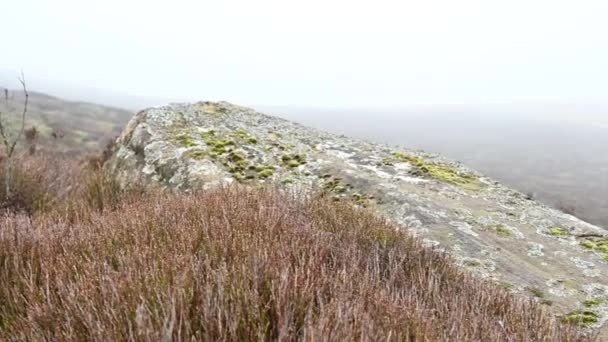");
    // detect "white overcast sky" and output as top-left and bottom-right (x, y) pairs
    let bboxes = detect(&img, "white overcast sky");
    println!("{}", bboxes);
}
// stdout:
(1, 0), (608, 108)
